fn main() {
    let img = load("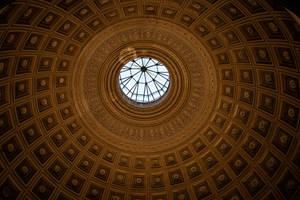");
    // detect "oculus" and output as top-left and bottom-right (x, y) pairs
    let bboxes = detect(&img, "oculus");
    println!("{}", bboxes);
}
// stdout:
(118, 57), (170, 106)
